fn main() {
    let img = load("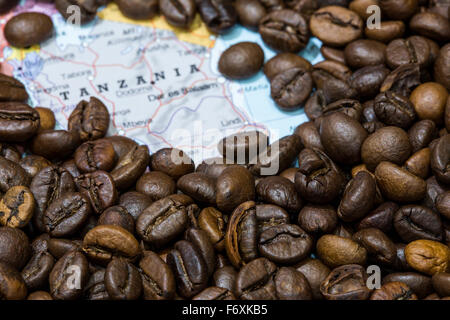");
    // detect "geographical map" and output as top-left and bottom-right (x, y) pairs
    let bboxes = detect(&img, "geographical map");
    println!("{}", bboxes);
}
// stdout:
(0, 0), (324, 163)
